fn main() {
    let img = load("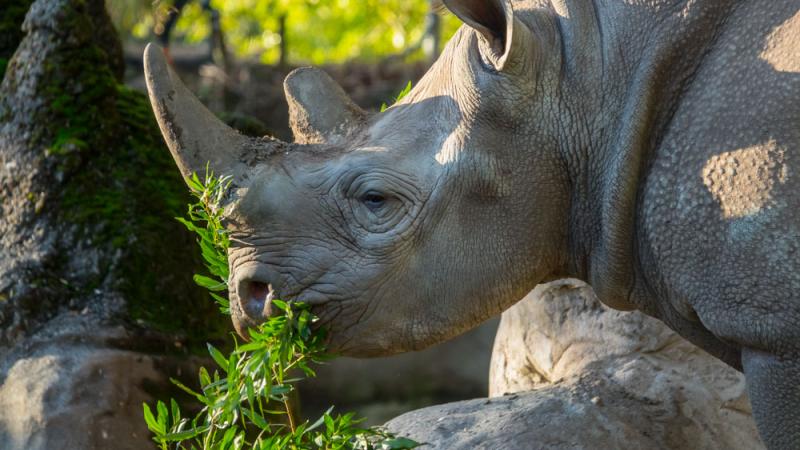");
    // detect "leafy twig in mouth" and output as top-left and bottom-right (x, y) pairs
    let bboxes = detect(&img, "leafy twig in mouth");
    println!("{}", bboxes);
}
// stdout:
(143, 165), (421, 449)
